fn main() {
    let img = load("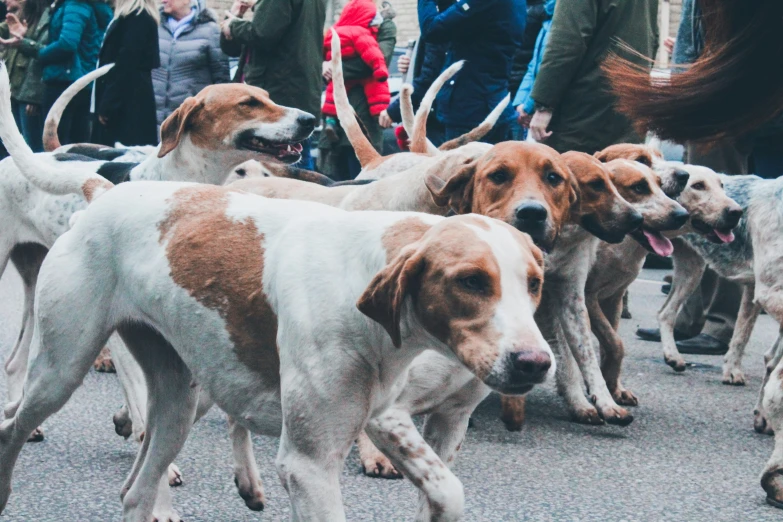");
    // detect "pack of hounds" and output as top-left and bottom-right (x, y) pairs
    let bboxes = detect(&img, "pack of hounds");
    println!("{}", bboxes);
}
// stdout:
(0, 32), (782, 521)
